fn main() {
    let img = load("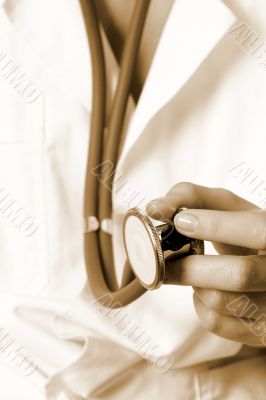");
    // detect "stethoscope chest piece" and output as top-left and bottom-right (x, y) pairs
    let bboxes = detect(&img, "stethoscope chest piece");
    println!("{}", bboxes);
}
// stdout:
(123, 208), (204, 290)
